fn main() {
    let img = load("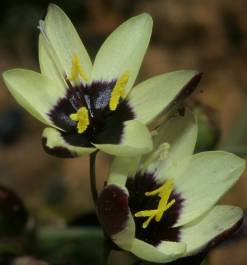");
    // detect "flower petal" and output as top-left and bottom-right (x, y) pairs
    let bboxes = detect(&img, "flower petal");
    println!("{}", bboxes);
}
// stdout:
(128, 70), (202, 125)
(43, 4), (92, 79)
(180, 205), (243, 256)
(42, 127), (96, 158)
(92, 13), (153, 94)
(39, 34), (65, 88)
(108, 156), (141, 187)
(3, 69), (65, 127)
(93, 120), (153, 156)
(130, 238), (186, 263)
(173, 151), (245, 227)
(97, 184), (135, 250)
(140, 109), (197, 181)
